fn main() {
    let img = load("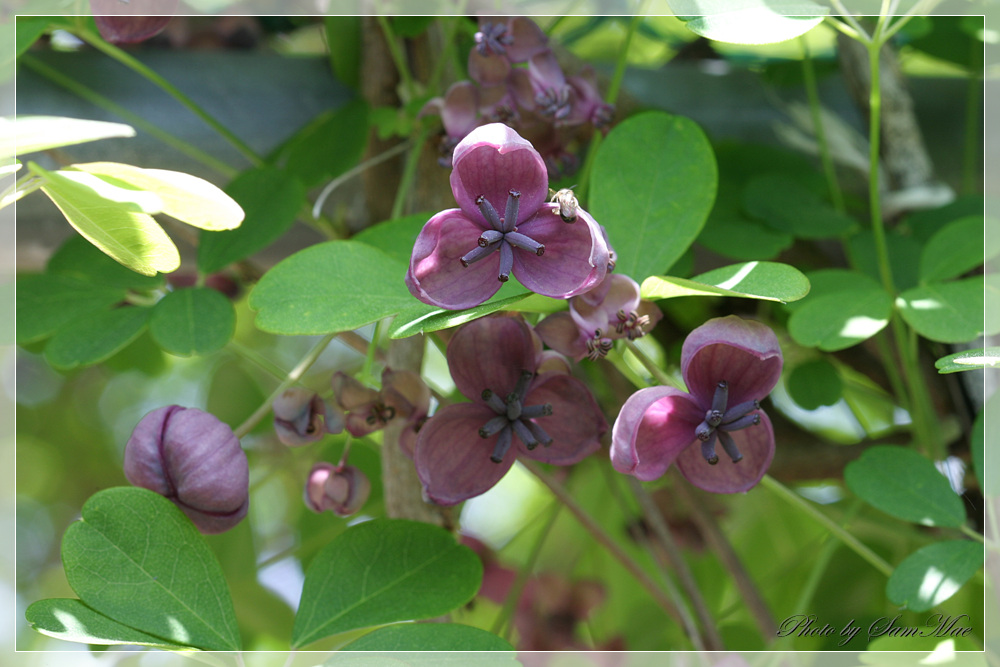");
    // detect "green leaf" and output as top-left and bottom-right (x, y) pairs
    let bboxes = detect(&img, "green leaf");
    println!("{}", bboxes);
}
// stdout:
(787, 358), (842, 409)
(291, 519), (482, 648)
(697, 210), (794, 261)
(71, 162), (244, 231)
(742, 173), (856, 239)
(324, 16), (361, 90)
(31, 163), (180, 277)
(149, 287), (235, 356)
(844, 445), (966, 527)
(343, 624), (515, 651)
(847, 229), (922, 292)
(788, 286), (892, 351)
(642, 261), (809, 303)
(935, 347), (1000, 374)
(389, 292), (532, 339)
(250, 240), (413, 335)
(15, 274), (125, 345)
(887, 541), (984, 612)
(669, 0), (827, 44)
(897, 277), (986, 344)
(283, 100), (369, 189)
(590, 111), (717, 281)
(972, 405), (985, 493)
(16, 17), (53, 59)
(905, 194), (984, 243)
(61, 487), (241, 651)
(352, 212), (430, 267)
(44, 306), (150, 370)
(392, 16), (435, 38)
(4, 116), (134, 160)
(25, 598), (190, 649)
(47, 234), (164, 291)
(920, 216), (990, 283)
(197, 166), (305, 274)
